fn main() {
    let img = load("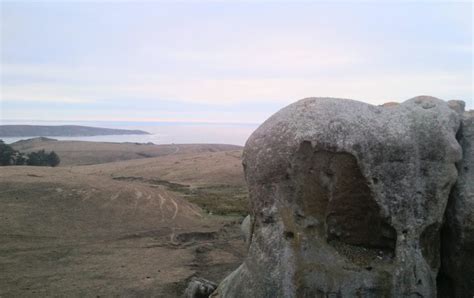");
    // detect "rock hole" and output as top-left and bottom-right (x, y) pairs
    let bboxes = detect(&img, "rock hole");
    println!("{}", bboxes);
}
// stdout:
(284, 231), (295, 240)
(291, 143), (396, 262)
